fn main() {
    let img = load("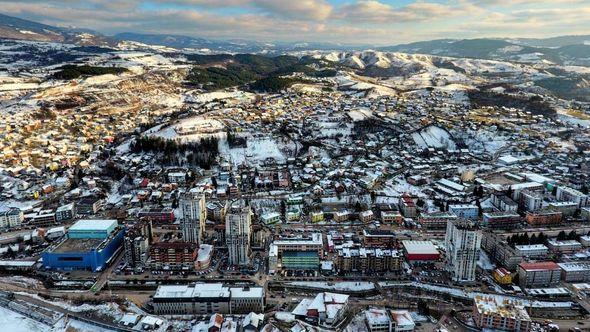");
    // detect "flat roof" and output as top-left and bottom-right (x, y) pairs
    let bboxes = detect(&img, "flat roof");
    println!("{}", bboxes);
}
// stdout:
(558, 262), (590, 272)
(519, 261), (560, 271)
(69, 219), (117, 232)
(515, 244), (548, 251)
(231, 287), (264, 299)
(52, 237), (103, 253)
(402, 240), (439, 255)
